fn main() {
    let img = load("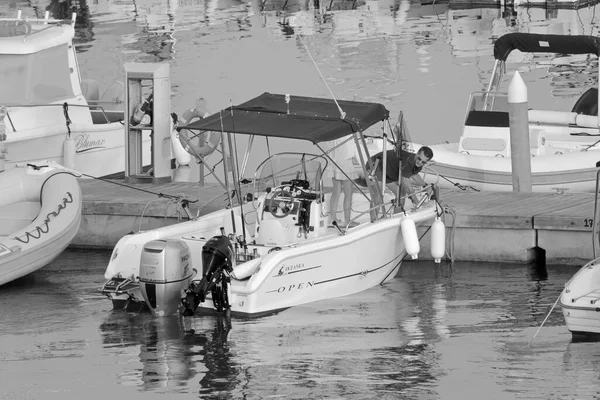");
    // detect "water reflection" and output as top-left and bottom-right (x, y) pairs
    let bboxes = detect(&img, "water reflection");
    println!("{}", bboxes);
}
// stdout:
(99, 312), (237, 394)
